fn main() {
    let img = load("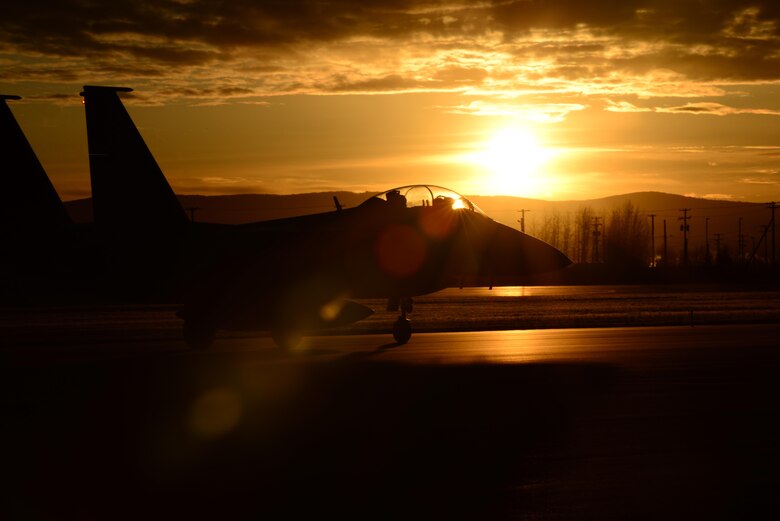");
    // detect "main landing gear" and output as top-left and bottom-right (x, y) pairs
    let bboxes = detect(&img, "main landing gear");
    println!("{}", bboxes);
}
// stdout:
(389, 297), (413, 344)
